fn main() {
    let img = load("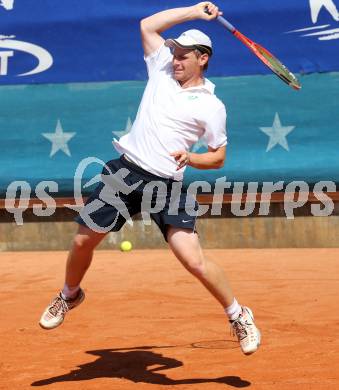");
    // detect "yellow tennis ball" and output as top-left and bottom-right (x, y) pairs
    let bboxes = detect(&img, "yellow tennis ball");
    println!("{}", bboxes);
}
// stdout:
(120, 240), (132, 252)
